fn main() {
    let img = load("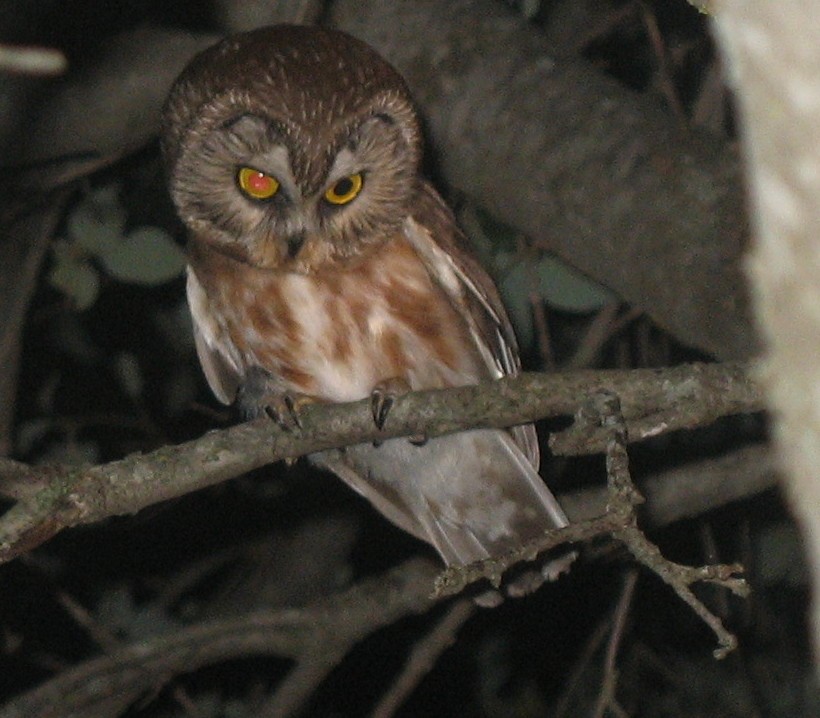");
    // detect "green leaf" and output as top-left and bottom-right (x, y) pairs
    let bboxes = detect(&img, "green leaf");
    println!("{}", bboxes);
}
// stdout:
(98, 226), (186, 285)
(68, 184), (127, 256)
(521, 0), (541, 20)
(498, 261), (535, 349)
(533, 254), (617, 313)
(458, 204), (520, 267)
(48, 240), (100, 310)
(115, 352), (143, 399)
